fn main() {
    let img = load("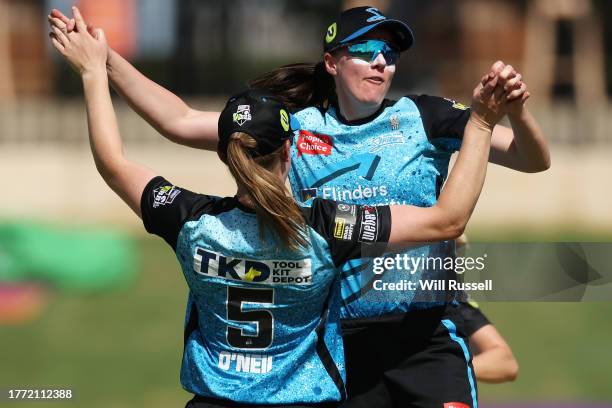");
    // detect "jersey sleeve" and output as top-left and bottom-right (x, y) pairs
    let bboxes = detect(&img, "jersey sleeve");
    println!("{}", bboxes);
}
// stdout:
(302, 199), (391, 267)
(456, 301), (492, 336)
(141, 176), (215, 250)
(407, 94), (471, 153)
